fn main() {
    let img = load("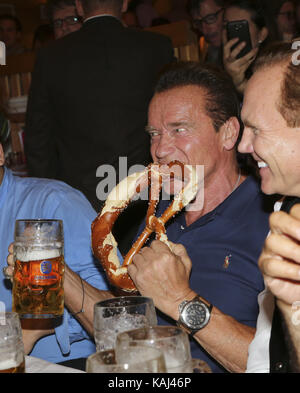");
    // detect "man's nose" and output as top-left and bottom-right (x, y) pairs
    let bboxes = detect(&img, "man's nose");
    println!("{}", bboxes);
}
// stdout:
(238, 128), (254, 154)
(153, 133), (176, 160)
